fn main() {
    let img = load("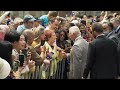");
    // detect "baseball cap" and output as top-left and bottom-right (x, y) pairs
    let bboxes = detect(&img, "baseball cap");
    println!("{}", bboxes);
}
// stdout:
(24, 15), (36, 22)
(0, 57), (11, 79)
(35, 17), (41, 22)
